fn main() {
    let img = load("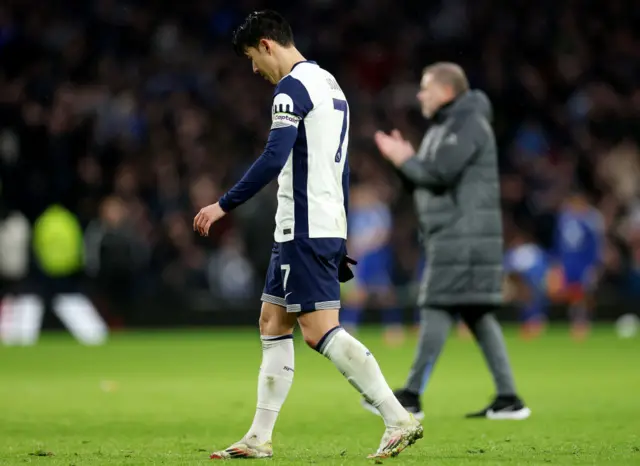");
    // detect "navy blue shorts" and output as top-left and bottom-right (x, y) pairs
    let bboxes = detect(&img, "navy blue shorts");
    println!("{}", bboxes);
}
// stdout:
(261, 238), (346, 313)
